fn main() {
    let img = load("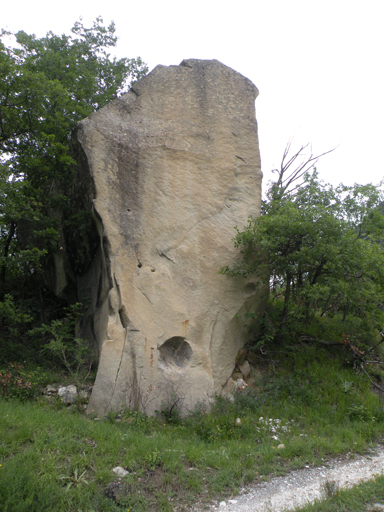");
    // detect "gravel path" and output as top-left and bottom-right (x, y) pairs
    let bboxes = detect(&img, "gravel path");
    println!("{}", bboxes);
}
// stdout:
(199, 446), (384, 512)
